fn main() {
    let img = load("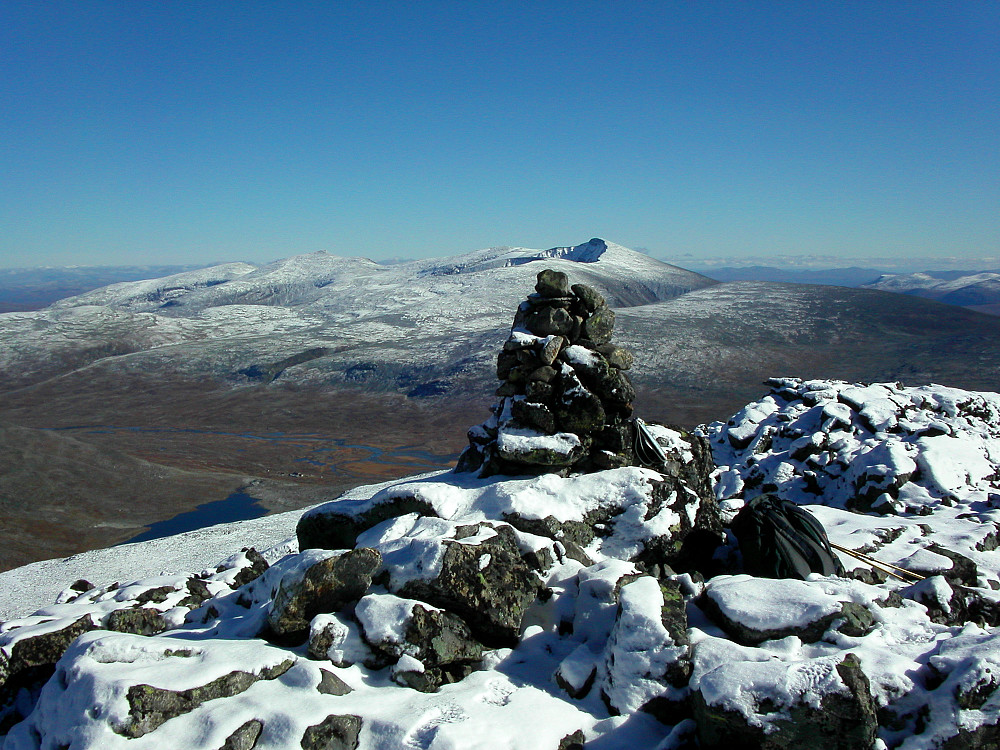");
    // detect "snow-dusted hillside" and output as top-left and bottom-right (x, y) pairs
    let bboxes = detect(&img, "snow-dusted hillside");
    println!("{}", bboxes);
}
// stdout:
(0, 239), (715, 396)
(48, 239), (708, 317)
(5, 242), (1000, 413)
(865, 271), (1000, 307)
(2, 381), (999, 749)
